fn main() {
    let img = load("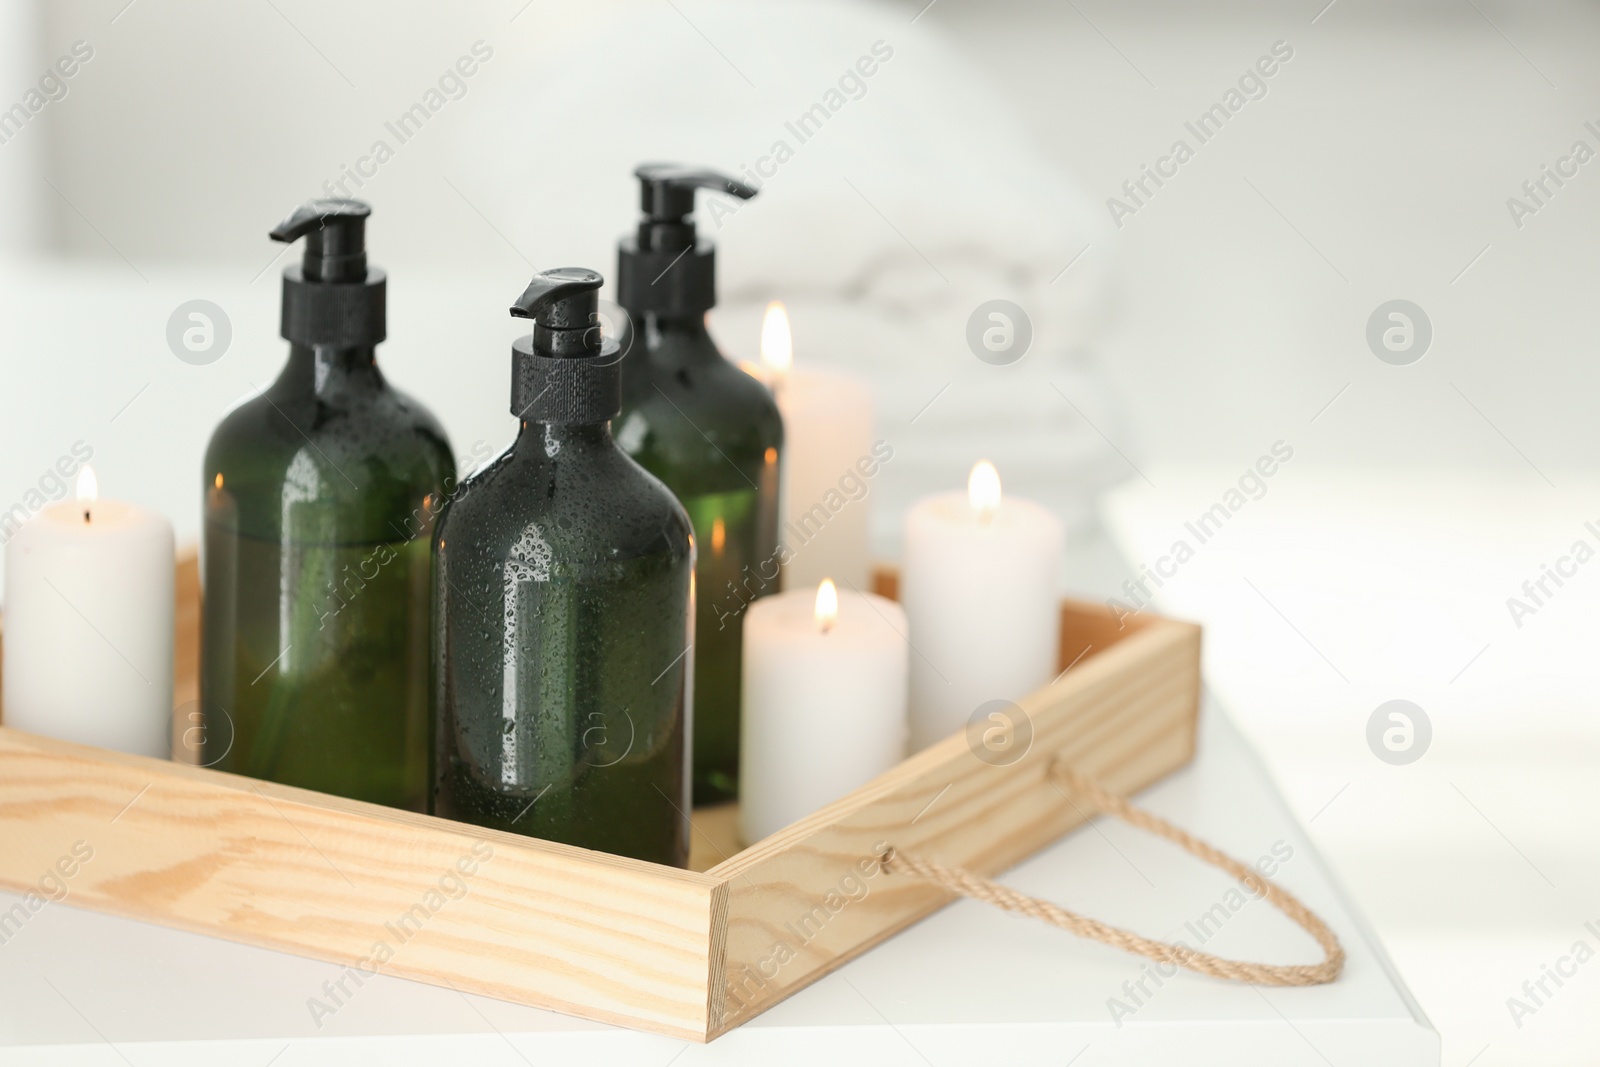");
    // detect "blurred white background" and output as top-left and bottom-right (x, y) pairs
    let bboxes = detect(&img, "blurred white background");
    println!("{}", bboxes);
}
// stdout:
(2, 0), (1598, 1062)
